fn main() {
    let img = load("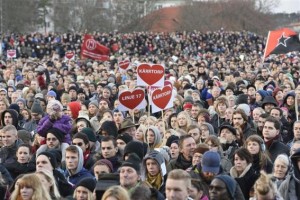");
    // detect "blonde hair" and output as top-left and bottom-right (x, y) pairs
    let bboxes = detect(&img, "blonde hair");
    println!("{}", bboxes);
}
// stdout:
(101, 185), (130, 200)
(177, 111), (192, 131)
(10, 173), (52, 200)
(254, 171), (277, 197)
(73, 186), (94, 200)
(36, 170), (61, 199)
